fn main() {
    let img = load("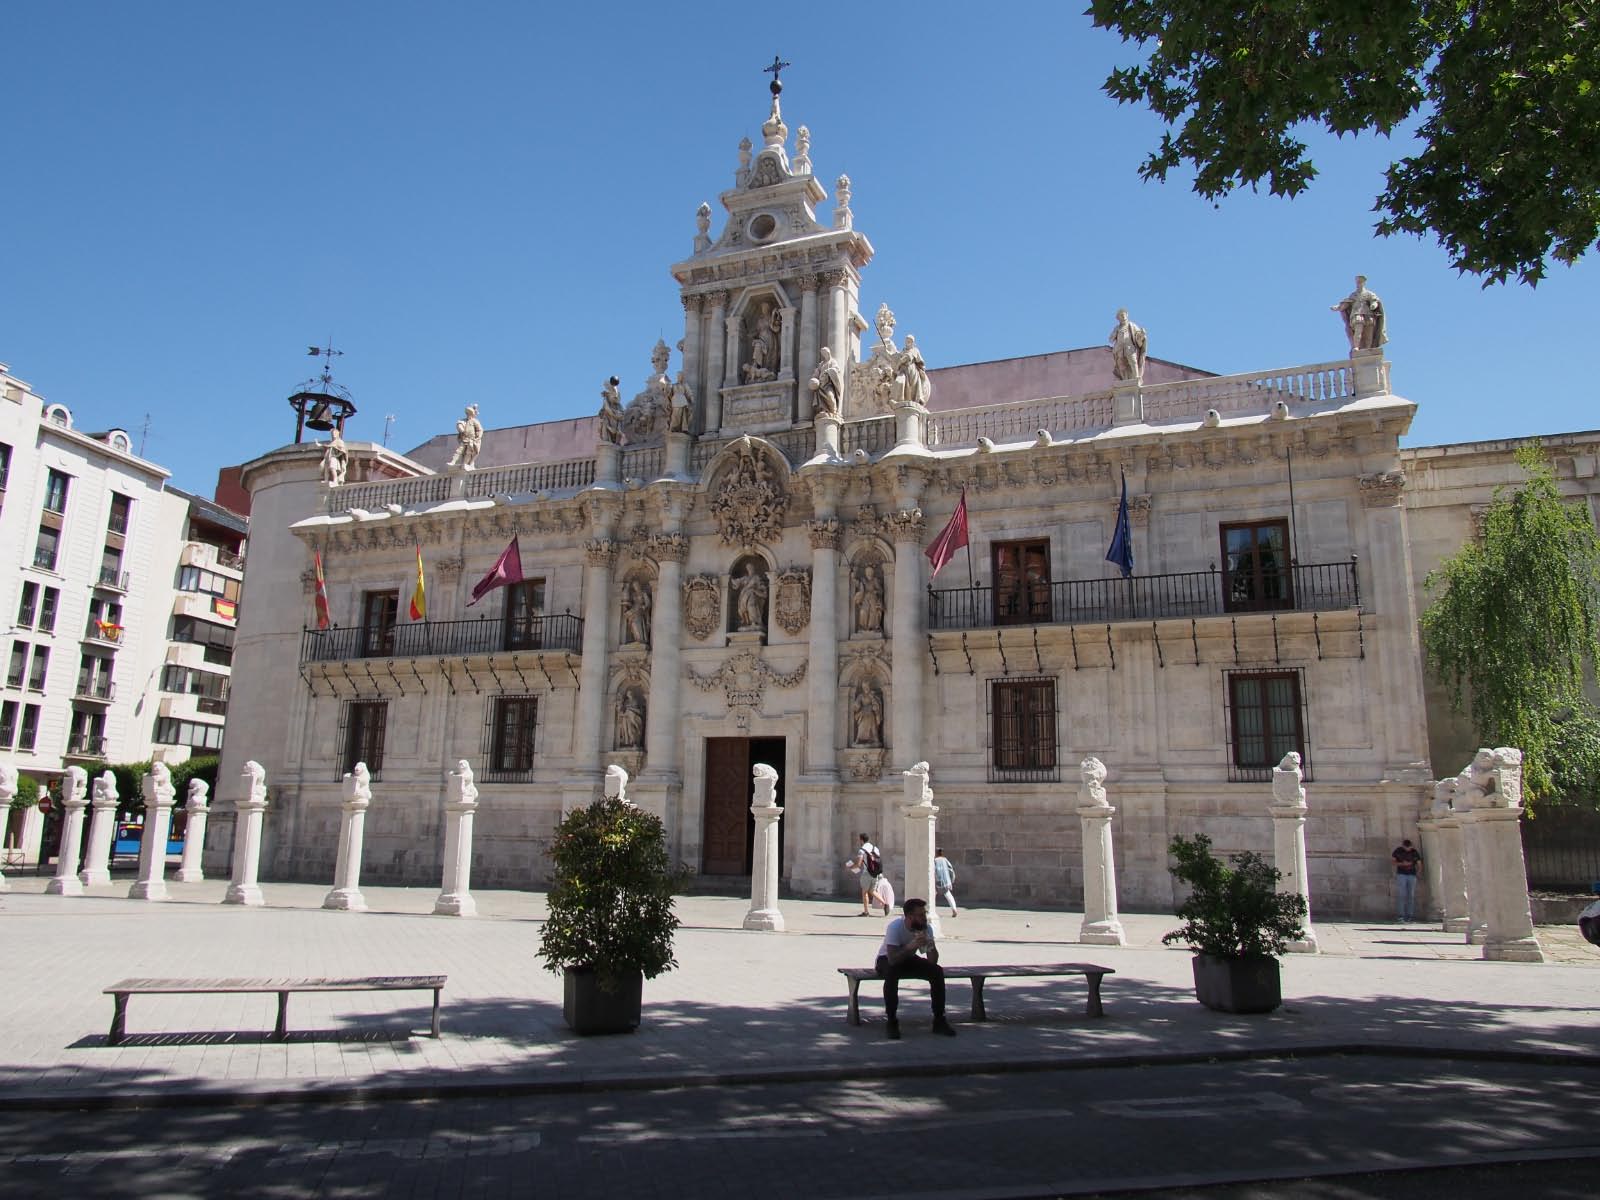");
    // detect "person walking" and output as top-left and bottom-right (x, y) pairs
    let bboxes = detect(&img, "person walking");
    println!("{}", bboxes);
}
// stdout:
(845, 833), (882, 916)
(933, 847), (959, 917)
(875, 898), (957, 1040)
(1392, 838), (1422, 922)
